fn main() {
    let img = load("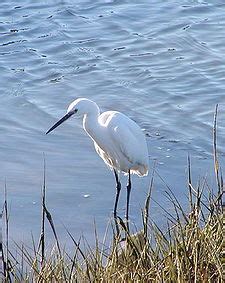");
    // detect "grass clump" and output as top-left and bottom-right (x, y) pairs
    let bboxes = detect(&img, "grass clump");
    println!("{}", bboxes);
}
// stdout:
(1, 162), (222, 282)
